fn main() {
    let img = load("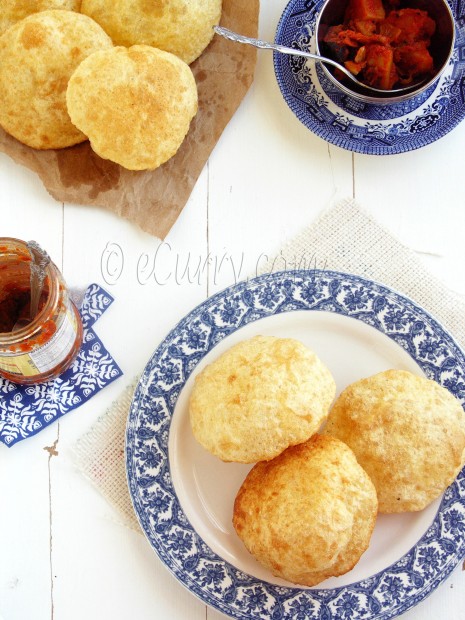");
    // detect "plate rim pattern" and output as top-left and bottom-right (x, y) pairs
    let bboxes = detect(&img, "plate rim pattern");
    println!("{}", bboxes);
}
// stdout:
(126, 270), (465, 620)
(273, 0), (465, 155)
